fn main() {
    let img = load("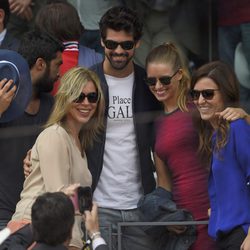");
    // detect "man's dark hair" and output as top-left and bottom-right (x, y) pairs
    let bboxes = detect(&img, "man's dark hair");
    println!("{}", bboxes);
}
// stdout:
(0, 0), (10, 28)
(99, 6), (143, 42)
(18, 29), (64, 69)
(31, 192), (74, 246)
(35, 2), (83, 41)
